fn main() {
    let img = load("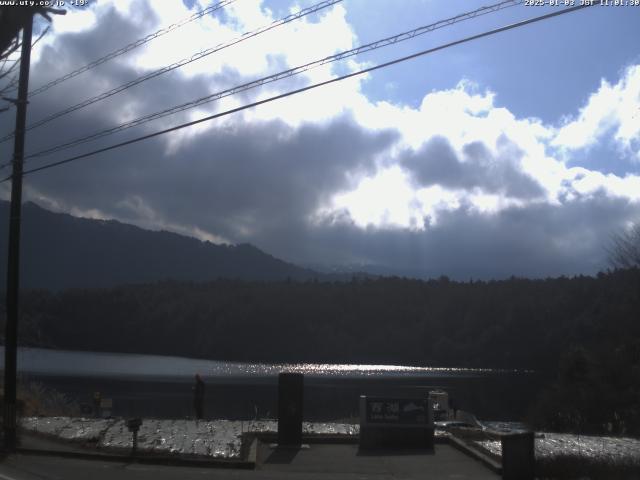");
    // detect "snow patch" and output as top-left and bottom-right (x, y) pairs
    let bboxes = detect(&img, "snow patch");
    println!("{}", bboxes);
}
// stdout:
(20, 417), (358, 459)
